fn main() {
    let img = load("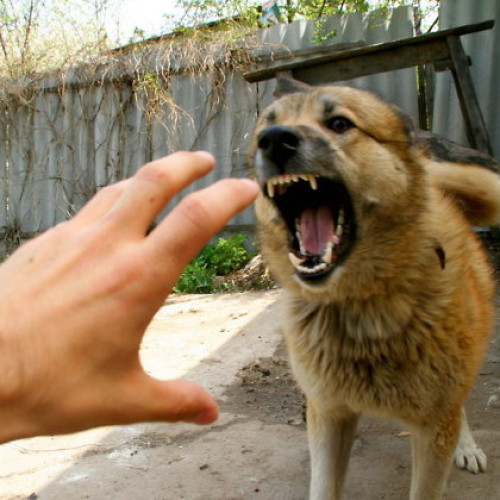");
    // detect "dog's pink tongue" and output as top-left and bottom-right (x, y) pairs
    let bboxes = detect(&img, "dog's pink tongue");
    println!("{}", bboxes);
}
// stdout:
(300, 206), (335, 255)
